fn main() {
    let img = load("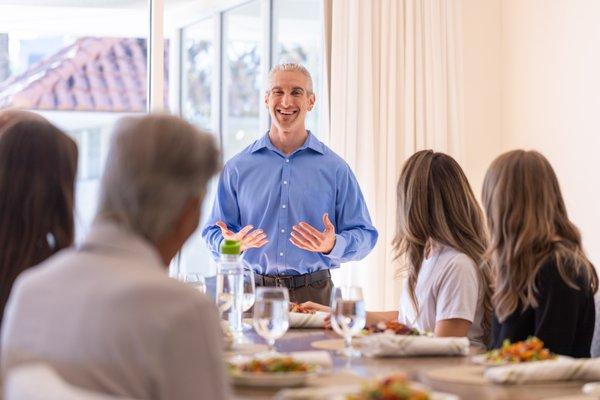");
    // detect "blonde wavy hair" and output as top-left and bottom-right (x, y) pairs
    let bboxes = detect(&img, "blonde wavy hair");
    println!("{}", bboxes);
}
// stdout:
(393, 150), (492, 341)
(482, 150), (598, 322)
